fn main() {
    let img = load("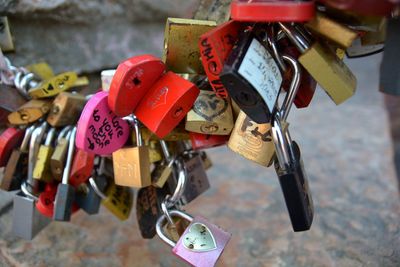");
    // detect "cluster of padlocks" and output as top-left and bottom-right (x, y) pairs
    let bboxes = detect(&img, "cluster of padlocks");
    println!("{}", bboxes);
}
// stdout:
(0, 0), (398, 266)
